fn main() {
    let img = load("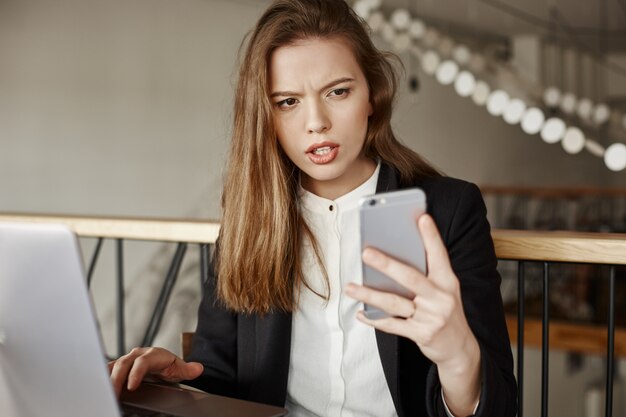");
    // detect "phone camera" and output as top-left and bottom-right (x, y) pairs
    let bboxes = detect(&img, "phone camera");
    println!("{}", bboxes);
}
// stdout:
(368, 199), (376, 206)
